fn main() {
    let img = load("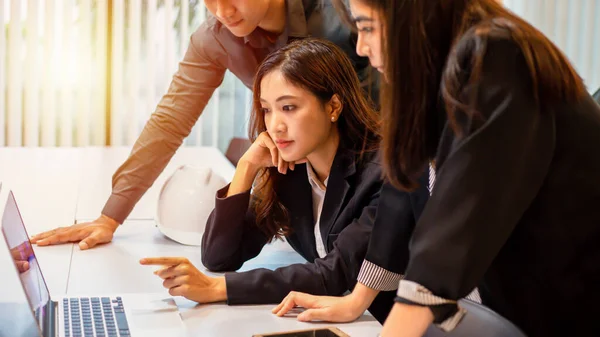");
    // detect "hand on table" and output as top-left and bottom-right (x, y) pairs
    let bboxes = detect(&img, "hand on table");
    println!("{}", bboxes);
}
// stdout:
(140, 257), (227, 303)
(272, 291), (366, 322)
(30, 215), (119, 250)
